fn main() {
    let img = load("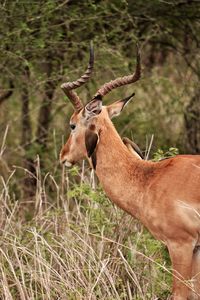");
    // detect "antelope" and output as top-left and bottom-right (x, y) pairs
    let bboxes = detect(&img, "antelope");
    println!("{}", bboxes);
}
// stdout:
(60, 44), (200, 300)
